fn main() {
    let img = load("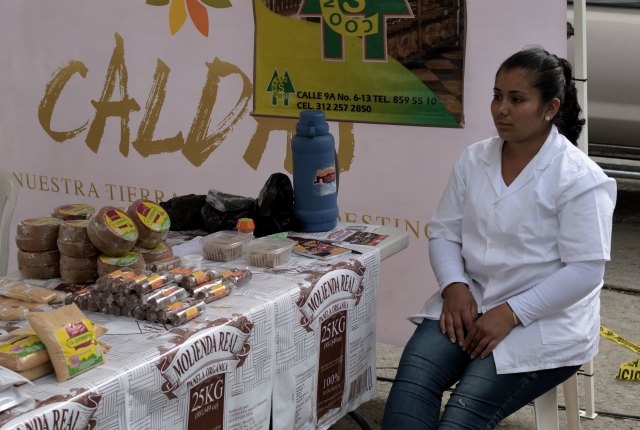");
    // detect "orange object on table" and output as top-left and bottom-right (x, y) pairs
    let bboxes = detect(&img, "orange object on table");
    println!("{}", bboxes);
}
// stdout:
(236, 218), (255, 235)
